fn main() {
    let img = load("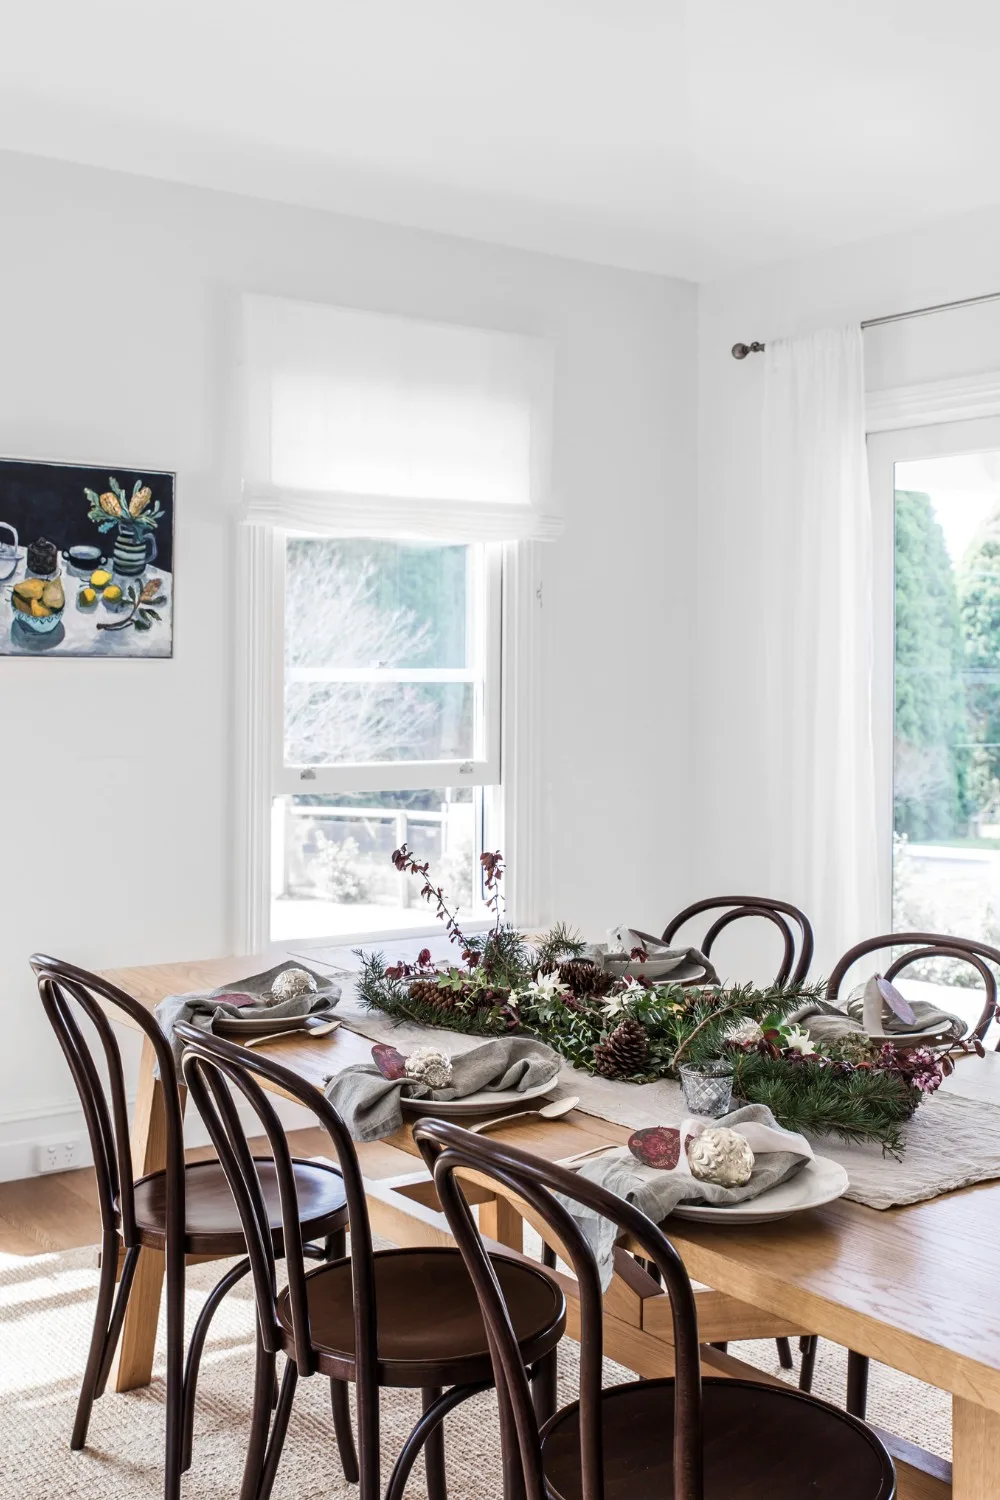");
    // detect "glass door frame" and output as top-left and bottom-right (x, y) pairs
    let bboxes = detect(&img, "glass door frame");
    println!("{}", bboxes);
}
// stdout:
(867, 414), (1000, 933)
